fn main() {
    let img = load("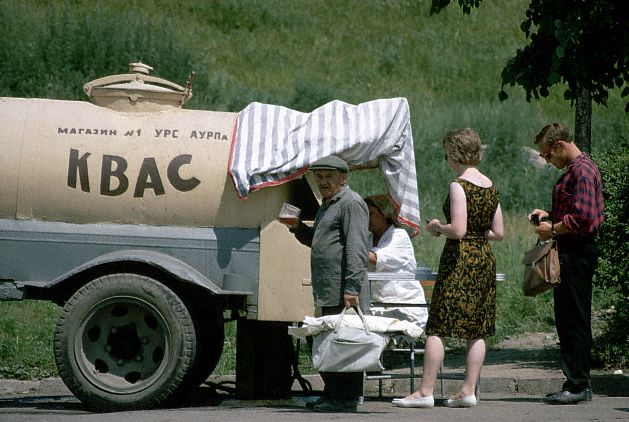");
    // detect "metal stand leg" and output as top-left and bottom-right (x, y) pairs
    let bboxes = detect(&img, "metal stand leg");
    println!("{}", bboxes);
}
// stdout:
(410, 342), (415, 393)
